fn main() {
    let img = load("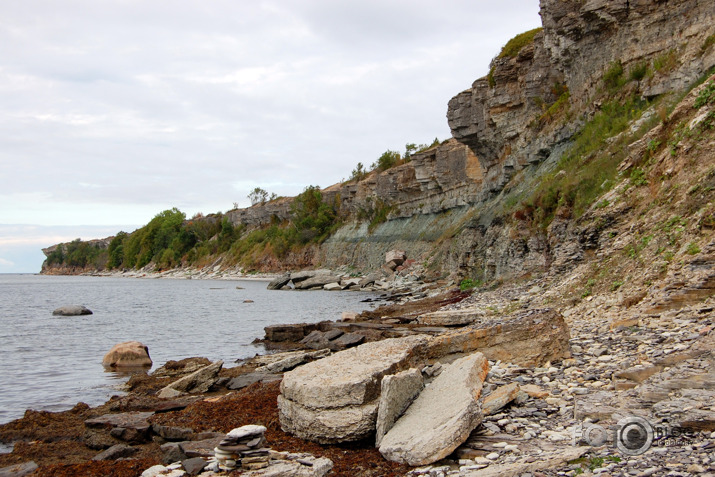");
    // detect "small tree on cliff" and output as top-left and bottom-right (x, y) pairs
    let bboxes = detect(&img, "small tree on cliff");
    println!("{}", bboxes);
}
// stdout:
(248, 187), (269, 205)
